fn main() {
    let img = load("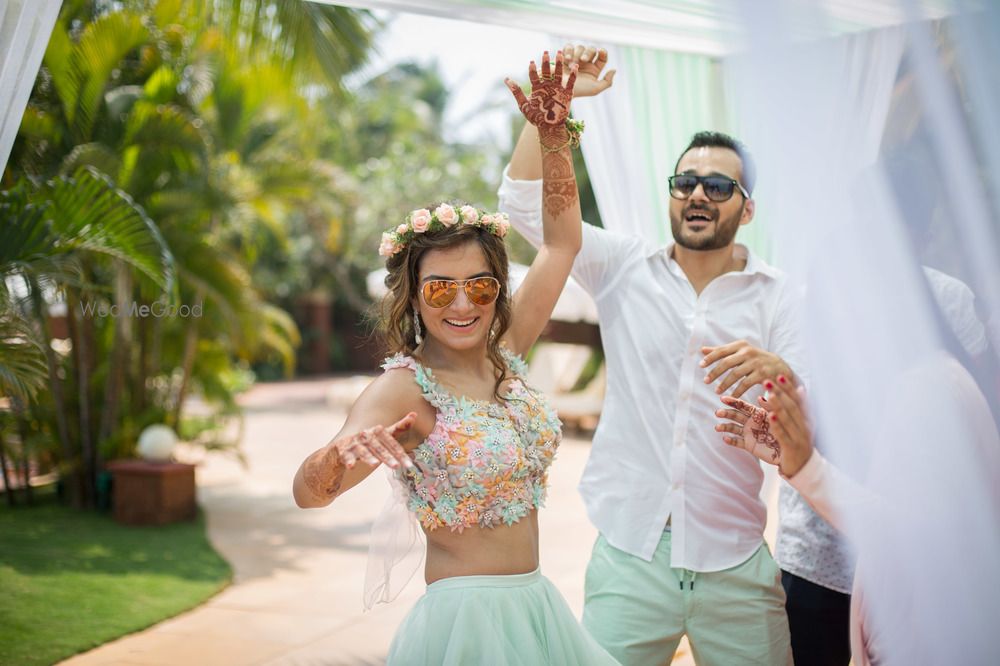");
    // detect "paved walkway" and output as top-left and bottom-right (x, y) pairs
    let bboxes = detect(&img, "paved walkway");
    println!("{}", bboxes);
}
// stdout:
(60, 377), (696, 665)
